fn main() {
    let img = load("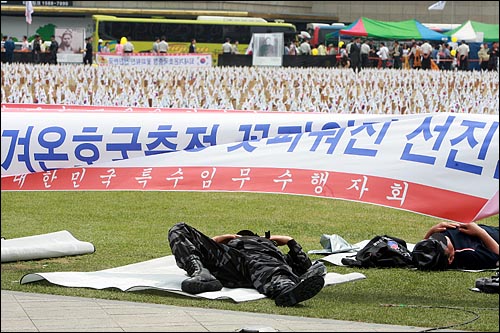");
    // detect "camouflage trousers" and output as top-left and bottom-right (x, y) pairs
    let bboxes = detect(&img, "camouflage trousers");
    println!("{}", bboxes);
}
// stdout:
(168, 222), (299, 298)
